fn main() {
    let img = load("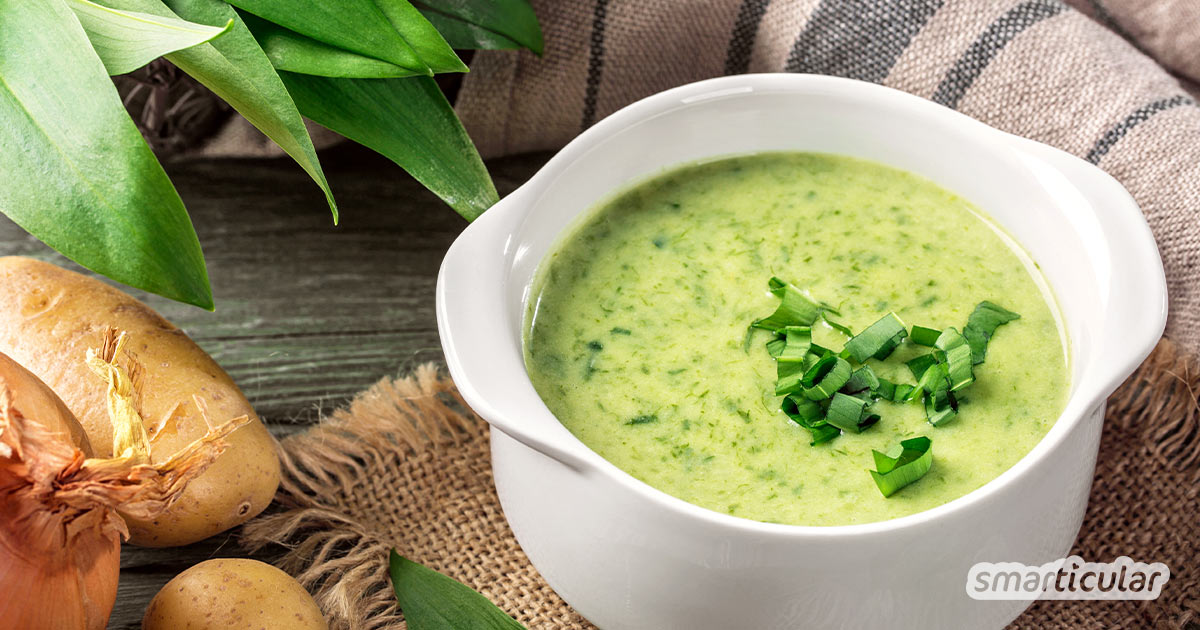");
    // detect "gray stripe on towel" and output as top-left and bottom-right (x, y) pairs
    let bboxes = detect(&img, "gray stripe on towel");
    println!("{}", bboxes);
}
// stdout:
(783, 0), (943, 82)
(724, 0), (772, 75)
(932, 0), (1065, 108)
(1086, 95), (1198, 163)
(581, 0), (612, 131)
